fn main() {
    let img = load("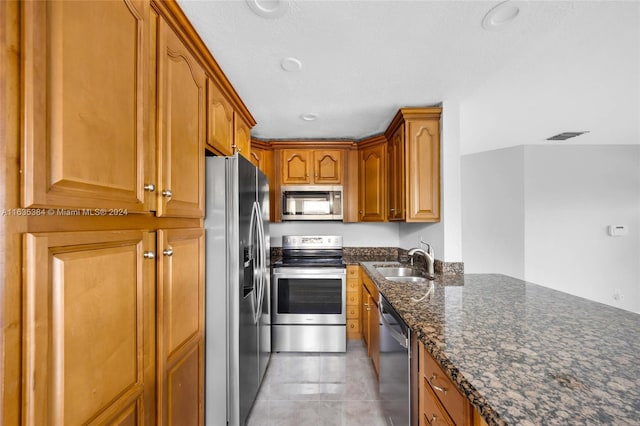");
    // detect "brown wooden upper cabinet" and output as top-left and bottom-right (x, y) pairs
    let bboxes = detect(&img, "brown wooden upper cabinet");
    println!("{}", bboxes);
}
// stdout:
(21, 1), (206, 218)
(384, 108), (442, 222)
(387, 125), (405, 221)
(234, 113), (252, 160)
(358, 136), (387, 222)
(22, 0), (152, 212)
(156, 17), (206, 218)
(205, 76), (253, 161)
(206, 76), (234, 156)
(281, 149), (343, 185)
